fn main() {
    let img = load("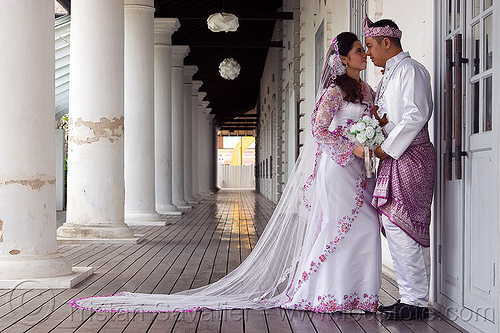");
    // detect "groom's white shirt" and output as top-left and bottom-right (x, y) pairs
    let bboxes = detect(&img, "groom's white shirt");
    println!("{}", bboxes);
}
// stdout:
(375, 51), (433, 159)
